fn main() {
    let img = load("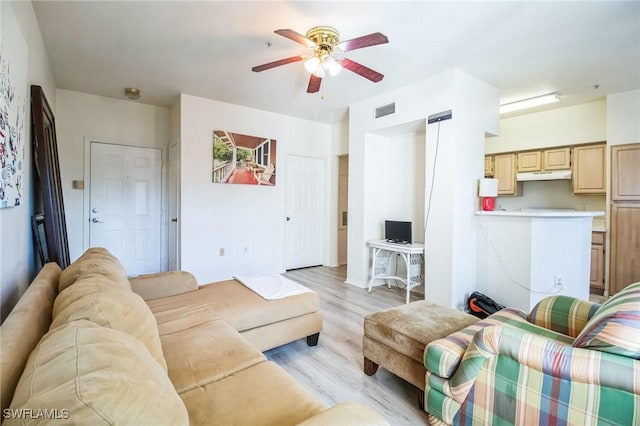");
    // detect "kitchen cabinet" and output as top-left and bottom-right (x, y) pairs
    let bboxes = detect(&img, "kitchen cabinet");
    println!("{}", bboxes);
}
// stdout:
(610, 203), (640, 295)
(484, 156), (494, 177)
(517, 151), (542, 172)
(572, 143), (606, 194)
(543, 147), (571, 170)
(611, 144), (640, 201)
(590, 231), (605, 293)
(610, 143), (640, 296)
(494, 153), (522, 196)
